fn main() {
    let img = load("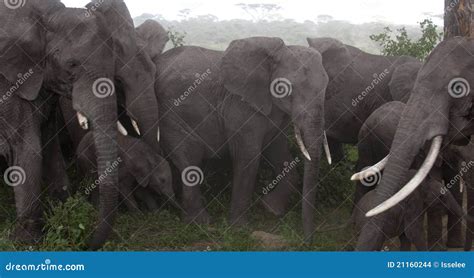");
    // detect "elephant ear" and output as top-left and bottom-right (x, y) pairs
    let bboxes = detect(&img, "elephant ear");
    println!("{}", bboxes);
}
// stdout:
(389, 62), (422, 103)
(221, 37), (284, 115)
(0, 5), (45, 101)
(306, 37), (352, 78)
(136, 20), (169, 62)
(86, 0), (137, 59)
